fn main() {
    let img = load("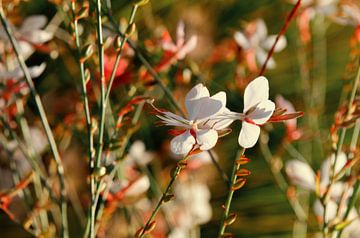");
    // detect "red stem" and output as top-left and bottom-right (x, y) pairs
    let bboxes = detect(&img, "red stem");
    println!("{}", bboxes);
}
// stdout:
(258, 0), (302, 76)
